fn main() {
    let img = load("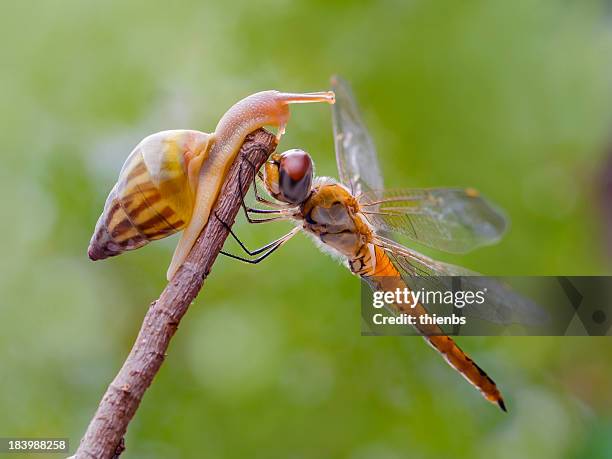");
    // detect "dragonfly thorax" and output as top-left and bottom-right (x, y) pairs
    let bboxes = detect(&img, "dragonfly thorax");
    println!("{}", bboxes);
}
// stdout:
(300, 182), (373, 261)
